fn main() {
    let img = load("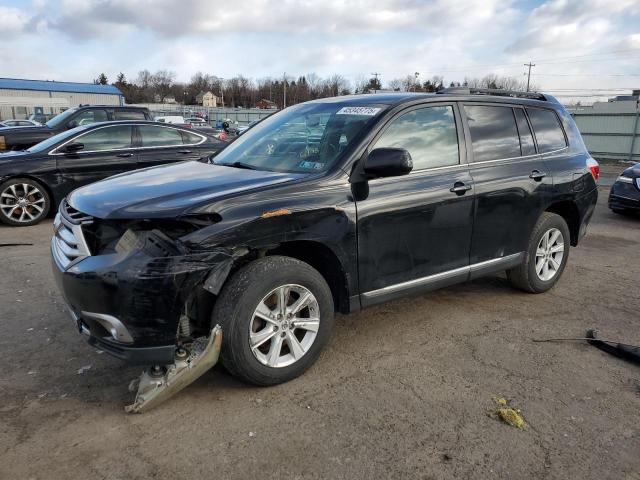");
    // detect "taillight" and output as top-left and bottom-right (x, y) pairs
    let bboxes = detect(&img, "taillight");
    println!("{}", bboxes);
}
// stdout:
(586, 157), (599, 182)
